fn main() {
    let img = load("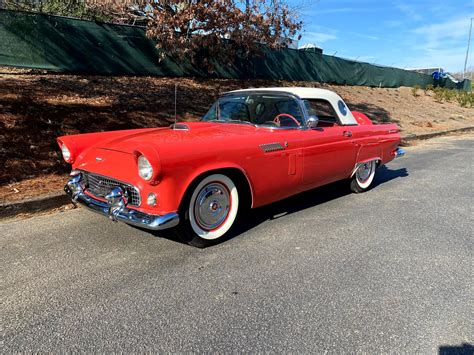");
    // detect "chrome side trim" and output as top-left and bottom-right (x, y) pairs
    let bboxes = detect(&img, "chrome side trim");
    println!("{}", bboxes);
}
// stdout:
(65, 173), (179, 231)
(259, 125), (304, 131)
(260, 142), (286, 153)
